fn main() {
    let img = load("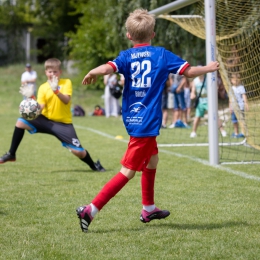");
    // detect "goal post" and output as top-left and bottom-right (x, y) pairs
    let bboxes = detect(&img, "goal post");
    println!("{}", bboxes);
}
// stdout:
(204, 0), (219, 165)
(150, 0), (219, 165)
(149, 0), (260, 164)
(148, 0), (200, 15)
